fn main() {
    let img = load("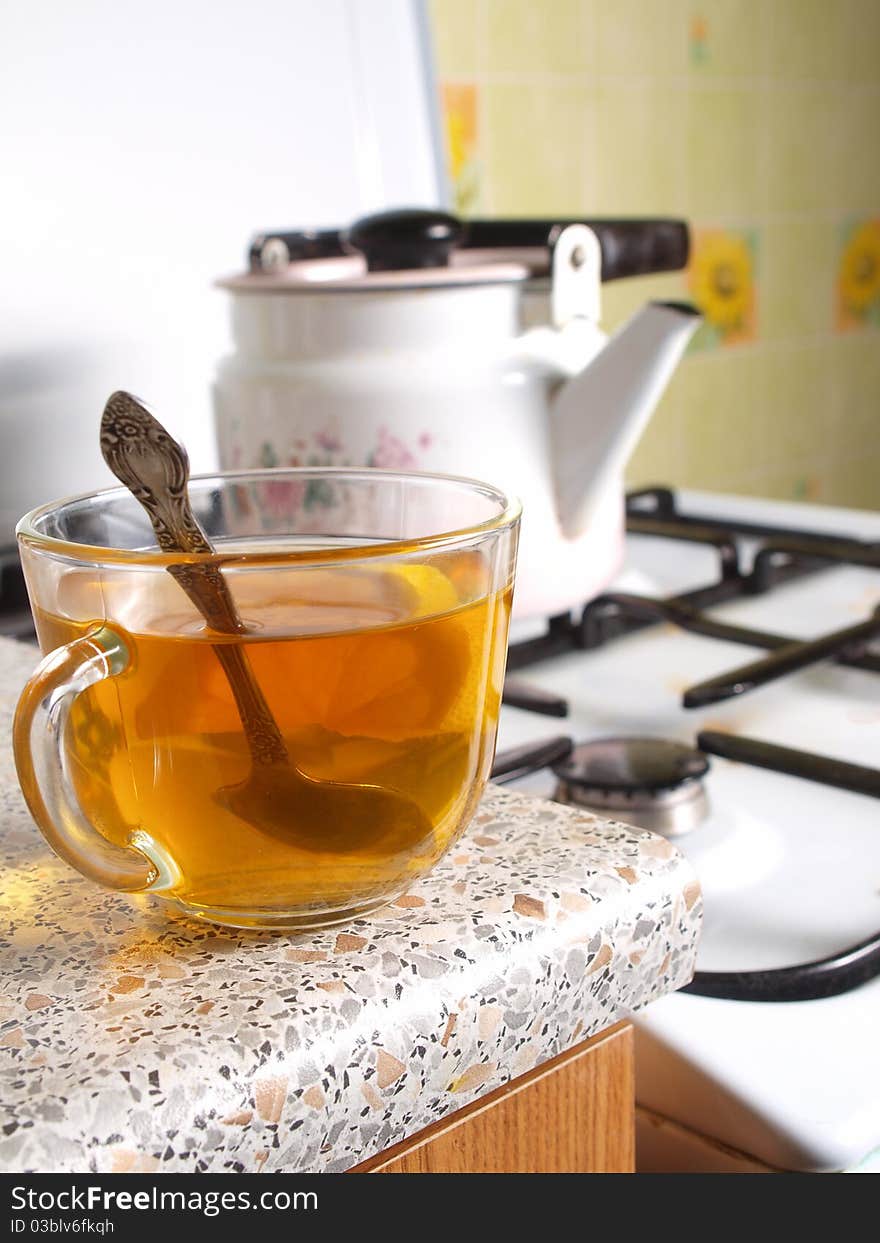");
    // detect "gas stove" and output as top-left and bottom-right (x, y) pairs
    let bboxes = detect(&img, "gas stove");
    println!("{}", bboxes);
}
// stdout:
(494, 487), (880, 1172)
